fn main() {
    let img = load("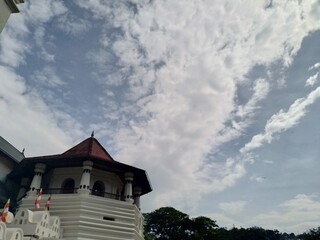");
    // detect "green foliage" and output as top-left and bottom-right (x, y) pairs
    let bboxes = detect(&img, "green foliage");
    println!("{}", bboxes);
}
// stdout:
(190, 216), (218, 240)
(143, 206), (316, 240)
(144, 207), (193, 240)
(143, 207), (219, 240)
(210, 227), (294, 240)
(298, 226), (320, 240)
